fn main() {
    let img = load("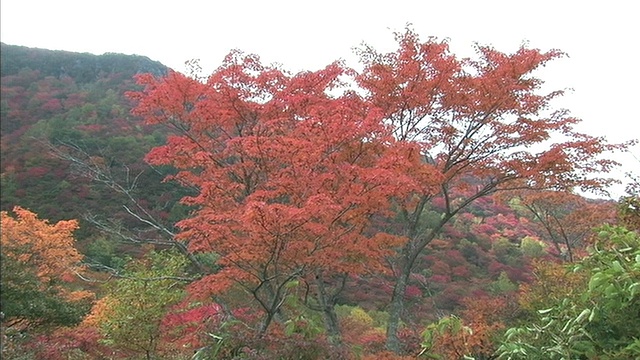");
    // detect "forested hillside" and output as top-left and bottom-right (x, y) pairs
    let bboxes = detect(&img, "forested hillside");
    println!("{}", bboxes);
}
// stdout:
(0, 44), (180, 239)
(1, 34), (638, 360)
